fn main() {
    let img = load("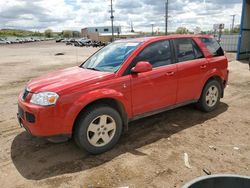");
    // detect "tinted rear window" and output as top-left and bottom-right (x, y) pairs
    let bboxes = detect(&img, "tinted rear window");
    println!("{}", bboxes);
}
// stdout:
(201, 38), (224, 57)
(173, 38), (204, 62)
